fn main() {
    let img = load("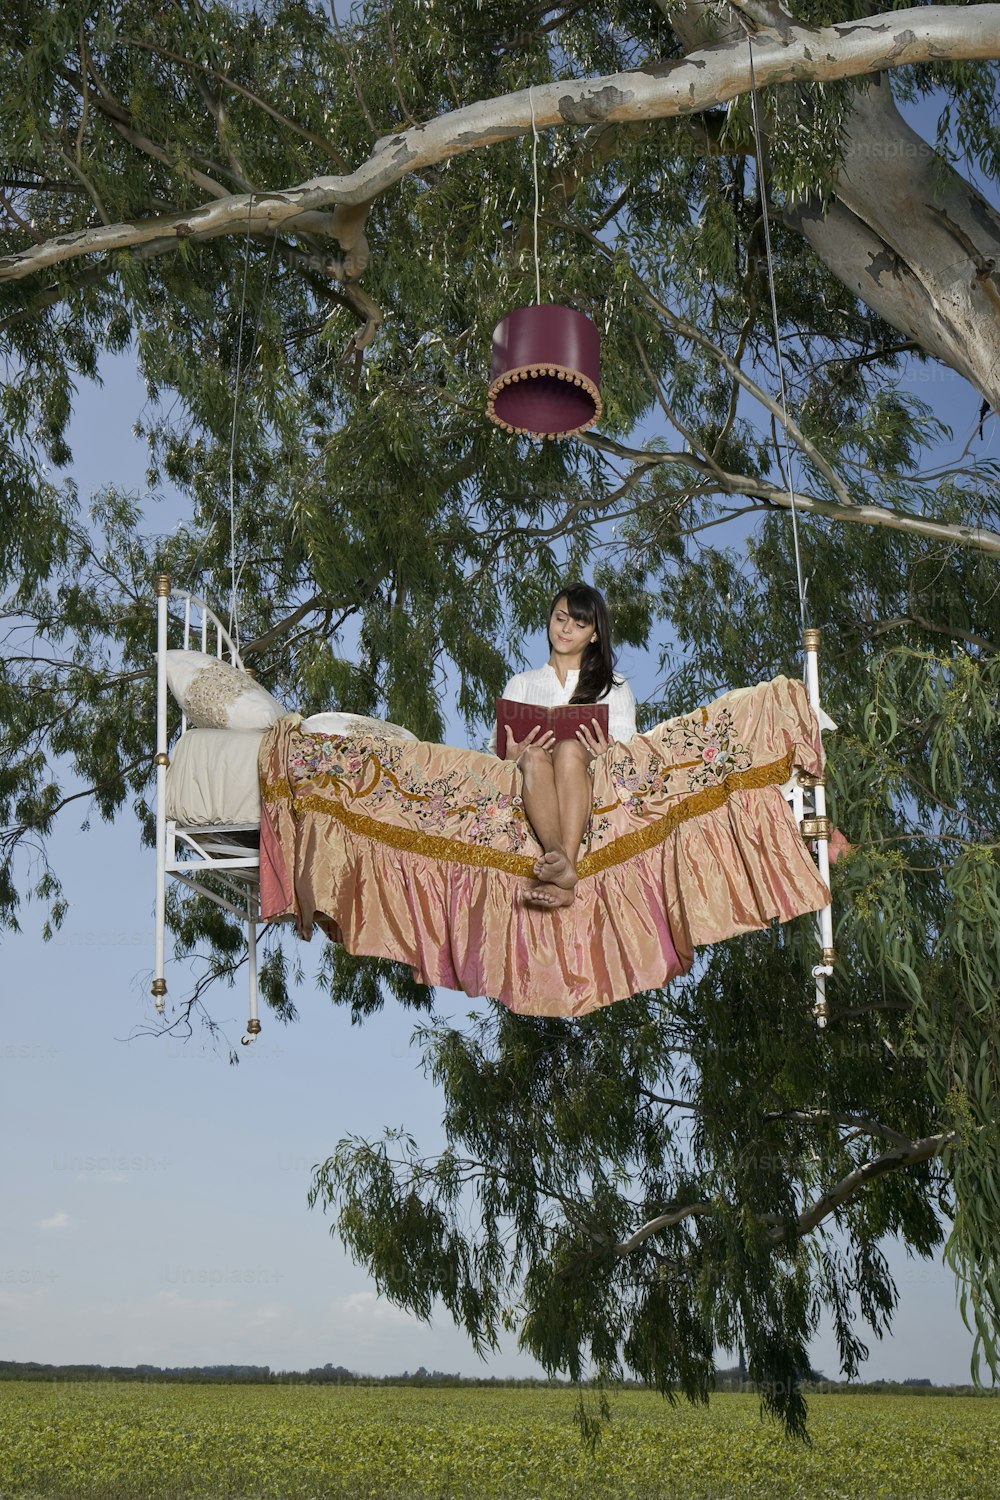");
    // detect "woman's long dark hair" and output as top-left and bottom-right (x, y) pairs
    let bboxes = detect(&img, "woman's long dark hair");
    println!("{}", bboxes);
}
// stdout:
(547, 583), (620, 704)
